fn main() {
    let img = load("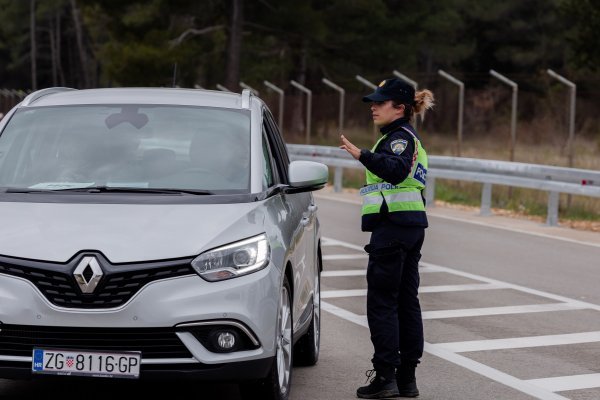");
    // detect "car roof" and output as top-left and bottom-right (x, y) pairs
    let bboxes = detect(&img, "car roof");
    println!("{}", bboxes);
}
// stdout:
(21, 88), (253, 109)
